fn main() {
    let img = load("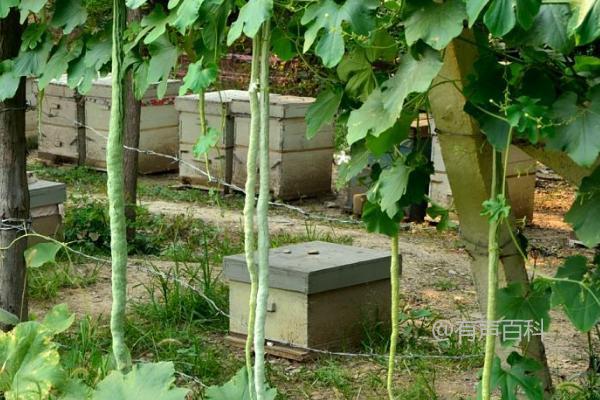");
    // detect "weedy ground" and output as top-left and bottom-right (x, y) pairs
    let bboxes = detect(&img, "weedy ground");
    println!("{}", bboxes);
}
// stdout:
(27, 160), (600, 399)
